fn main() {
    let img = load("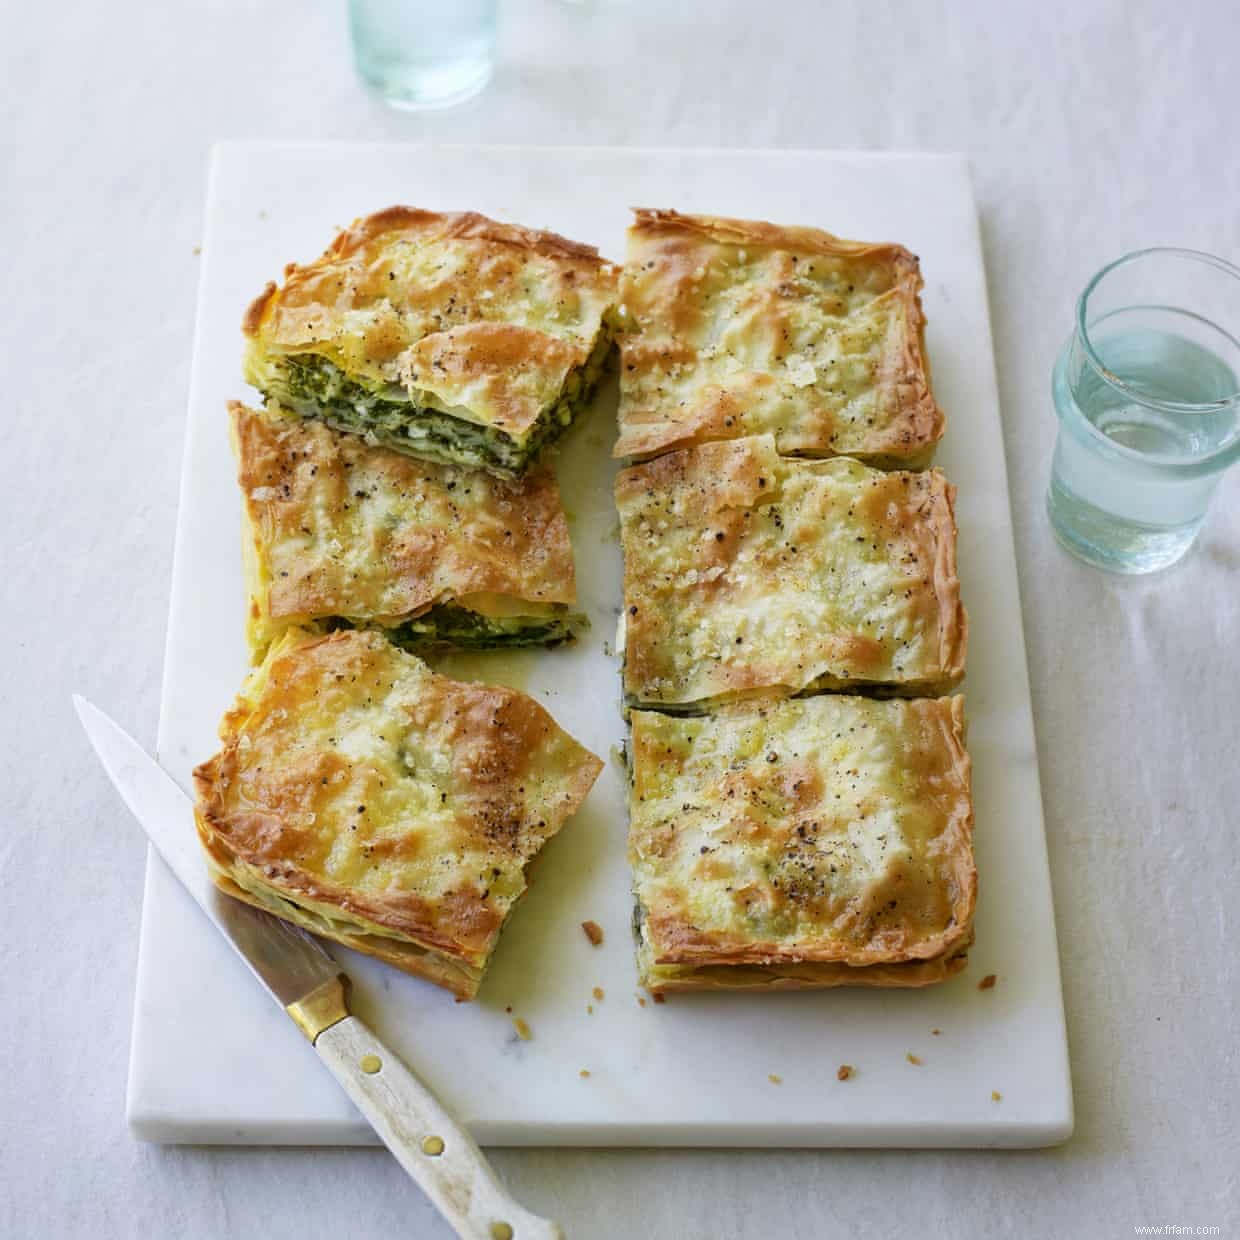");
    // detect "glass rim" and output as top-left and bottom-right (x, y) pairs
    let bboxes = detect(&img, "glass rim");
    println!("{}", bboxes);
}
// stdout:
(1076, 246), (1240, 413)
